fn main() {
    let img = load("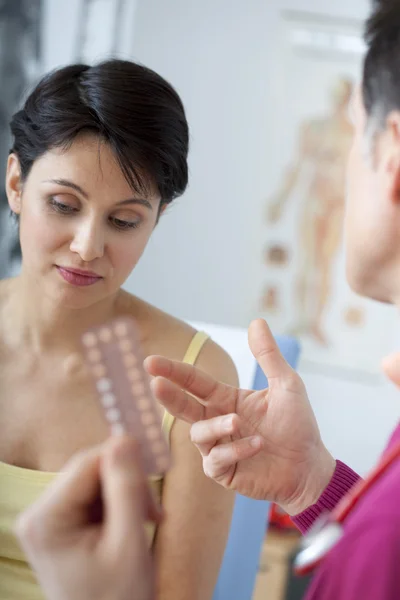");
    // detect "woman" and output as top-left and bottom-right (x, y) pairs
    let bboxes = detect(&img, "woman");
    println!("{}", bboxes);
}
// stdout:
(0, 59), (236, 600)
